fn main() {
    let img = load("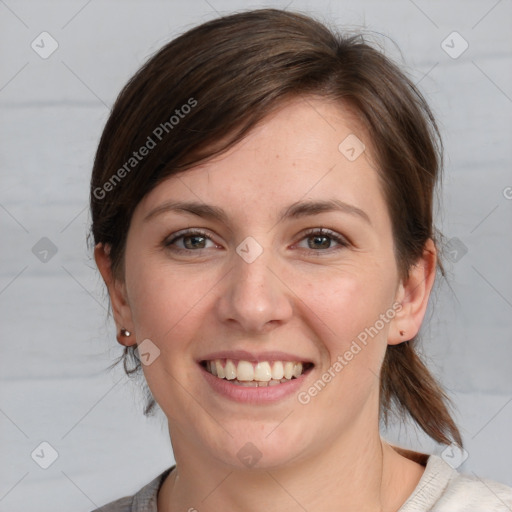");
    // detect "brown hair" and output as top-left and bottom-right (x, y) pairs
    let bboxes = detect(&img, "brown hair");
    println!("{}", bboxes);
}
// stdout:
(89, 8), (462, 447)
